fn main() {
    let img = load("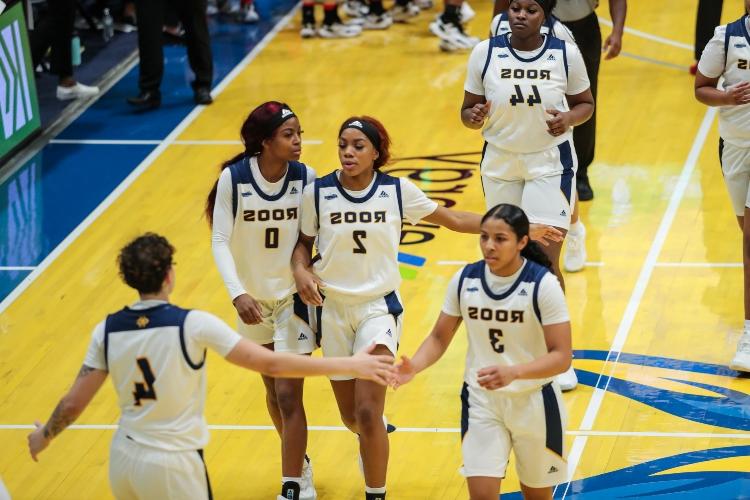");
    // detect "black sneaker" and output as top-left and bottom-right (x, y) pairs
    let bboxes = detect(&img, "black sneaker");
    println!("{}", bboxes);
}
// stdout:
(127, 90), (161, 110)
(577, 176), (594, 201)
(194, 87), (213, 105)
